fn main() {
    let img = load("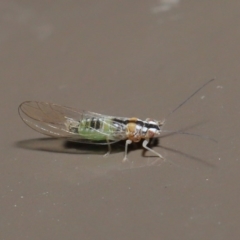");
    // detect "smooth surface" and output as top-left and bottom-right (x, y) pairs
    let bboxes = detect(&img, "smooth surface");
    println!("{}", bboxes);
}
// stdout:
(1, 1), (240, 239)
